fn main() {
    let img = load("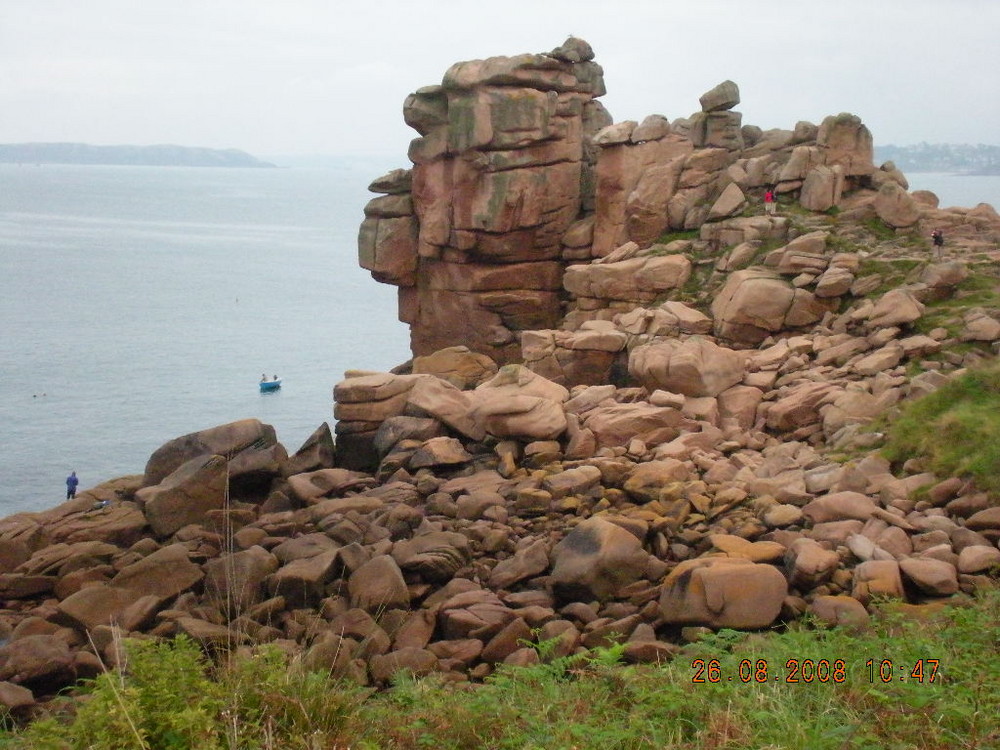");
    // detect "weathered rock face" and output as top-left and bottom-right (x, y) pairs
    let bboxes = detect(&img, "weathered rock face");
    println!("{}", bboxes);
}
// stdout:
(360, 38), (608, 364)
(359, 39), (889, 367)
(592, 134), (694, 254)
